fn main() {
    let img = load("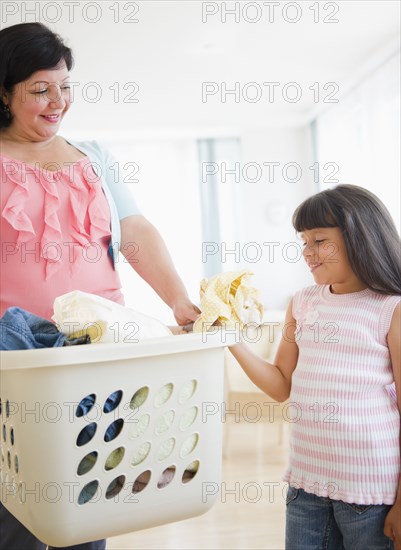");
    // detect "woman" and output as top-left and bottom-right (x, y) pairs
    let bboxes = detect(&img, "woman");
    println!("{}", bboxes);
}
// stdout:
(0, 22), (200, 550)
